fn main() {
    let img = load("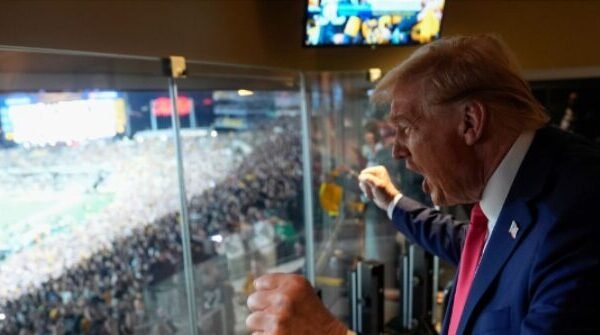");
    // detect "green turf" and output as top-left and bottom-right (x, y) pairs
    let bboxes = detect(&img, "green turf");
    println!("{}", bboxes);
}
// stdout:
(0, 198), (58, 228)
(66, 193), (114, 223)
(0, 192), (115, 249)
